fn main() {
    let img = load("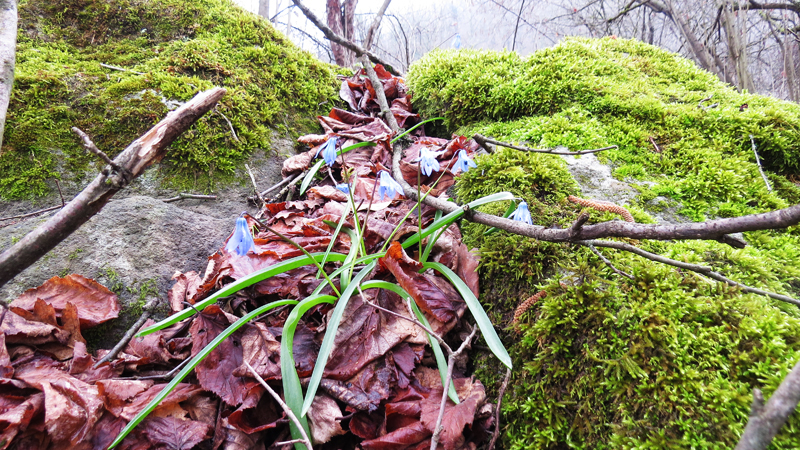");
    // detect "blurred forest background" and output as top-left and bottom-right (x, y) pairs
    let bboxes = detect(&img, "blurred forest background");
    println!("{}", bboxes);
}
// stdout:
(234, 0), (800, 101)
